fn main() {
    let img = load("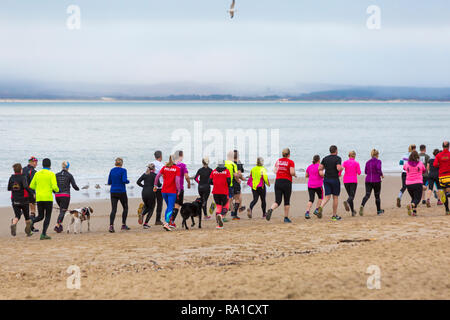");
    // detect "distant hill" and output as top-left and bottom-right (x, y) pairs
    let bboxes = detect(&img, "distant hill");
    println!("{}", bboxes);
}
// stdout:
(293, 87), (450, 101)
(1, 81), (450, 101)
